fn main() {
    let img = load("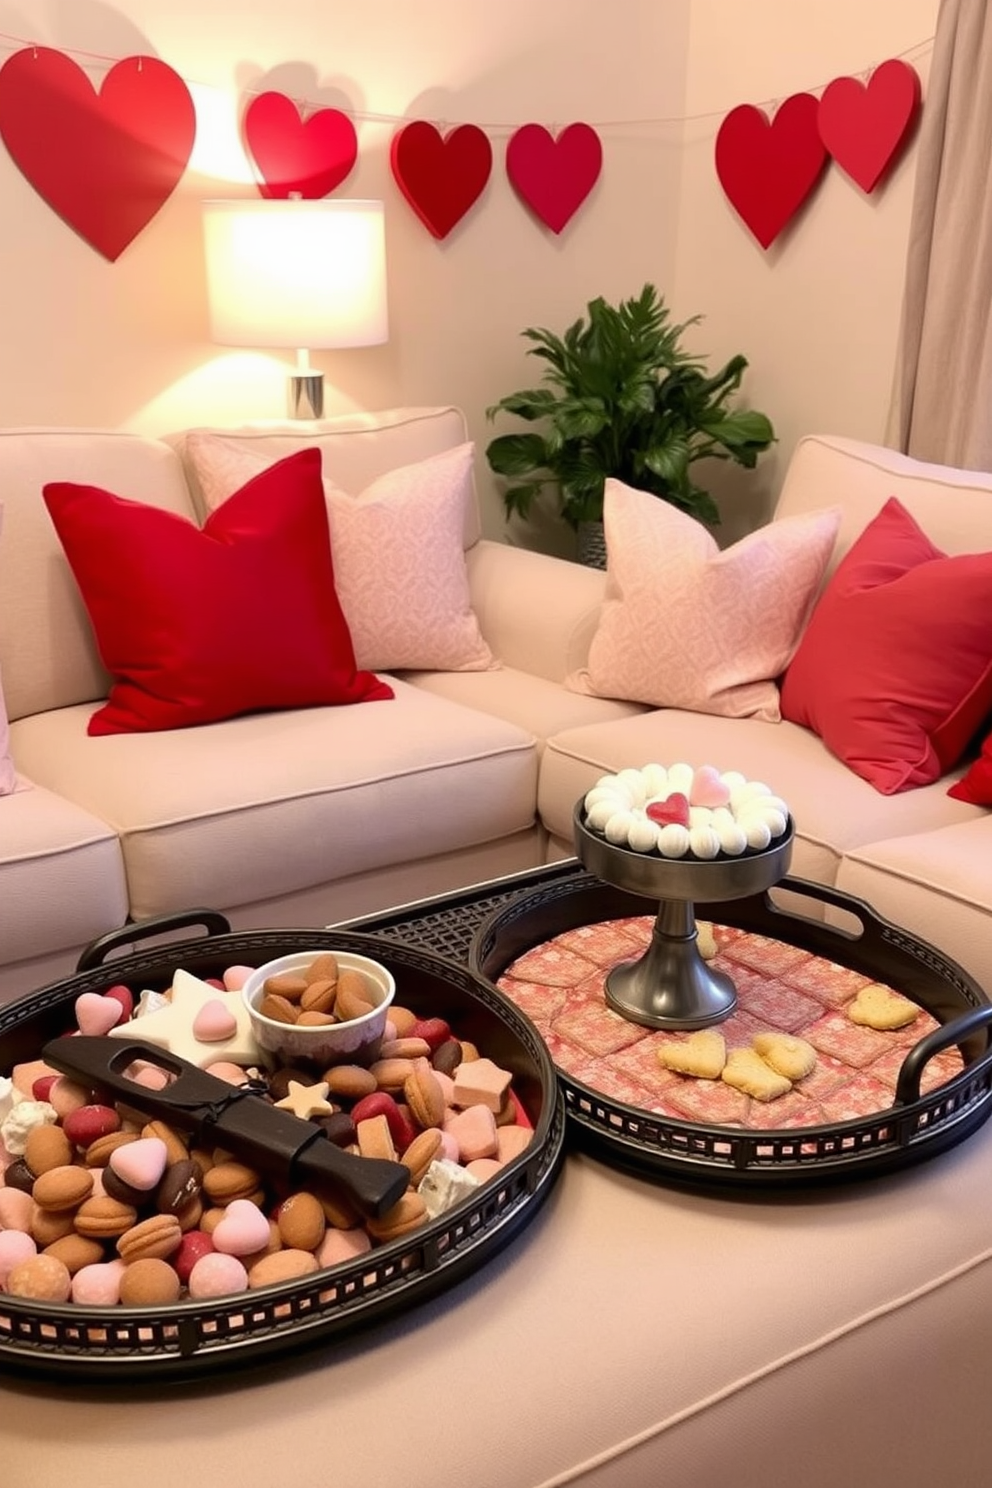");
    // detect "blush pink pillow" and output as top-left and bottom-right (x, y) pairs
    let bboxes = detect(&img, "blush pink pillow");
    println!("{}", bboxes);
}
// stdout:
(184, 434), (496, 674)
(568, 479), (841, 720)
